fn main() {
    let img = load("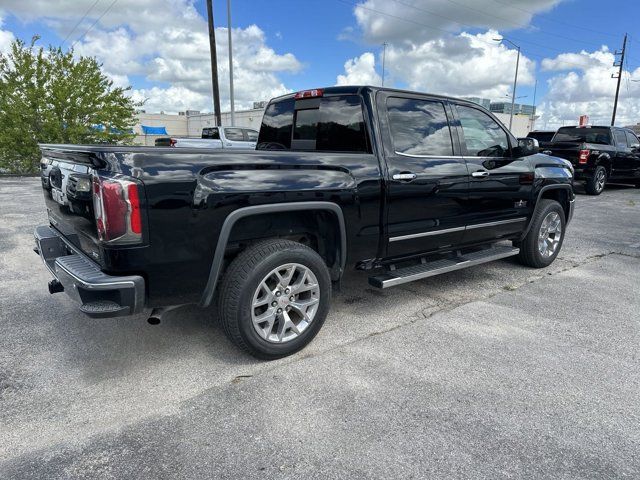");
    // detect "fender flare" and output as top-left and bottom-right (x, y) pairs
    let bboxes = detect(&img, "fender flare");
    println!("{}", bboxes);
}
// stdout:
(199, 201), (347, 307)
(519, 184), (574, 240)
